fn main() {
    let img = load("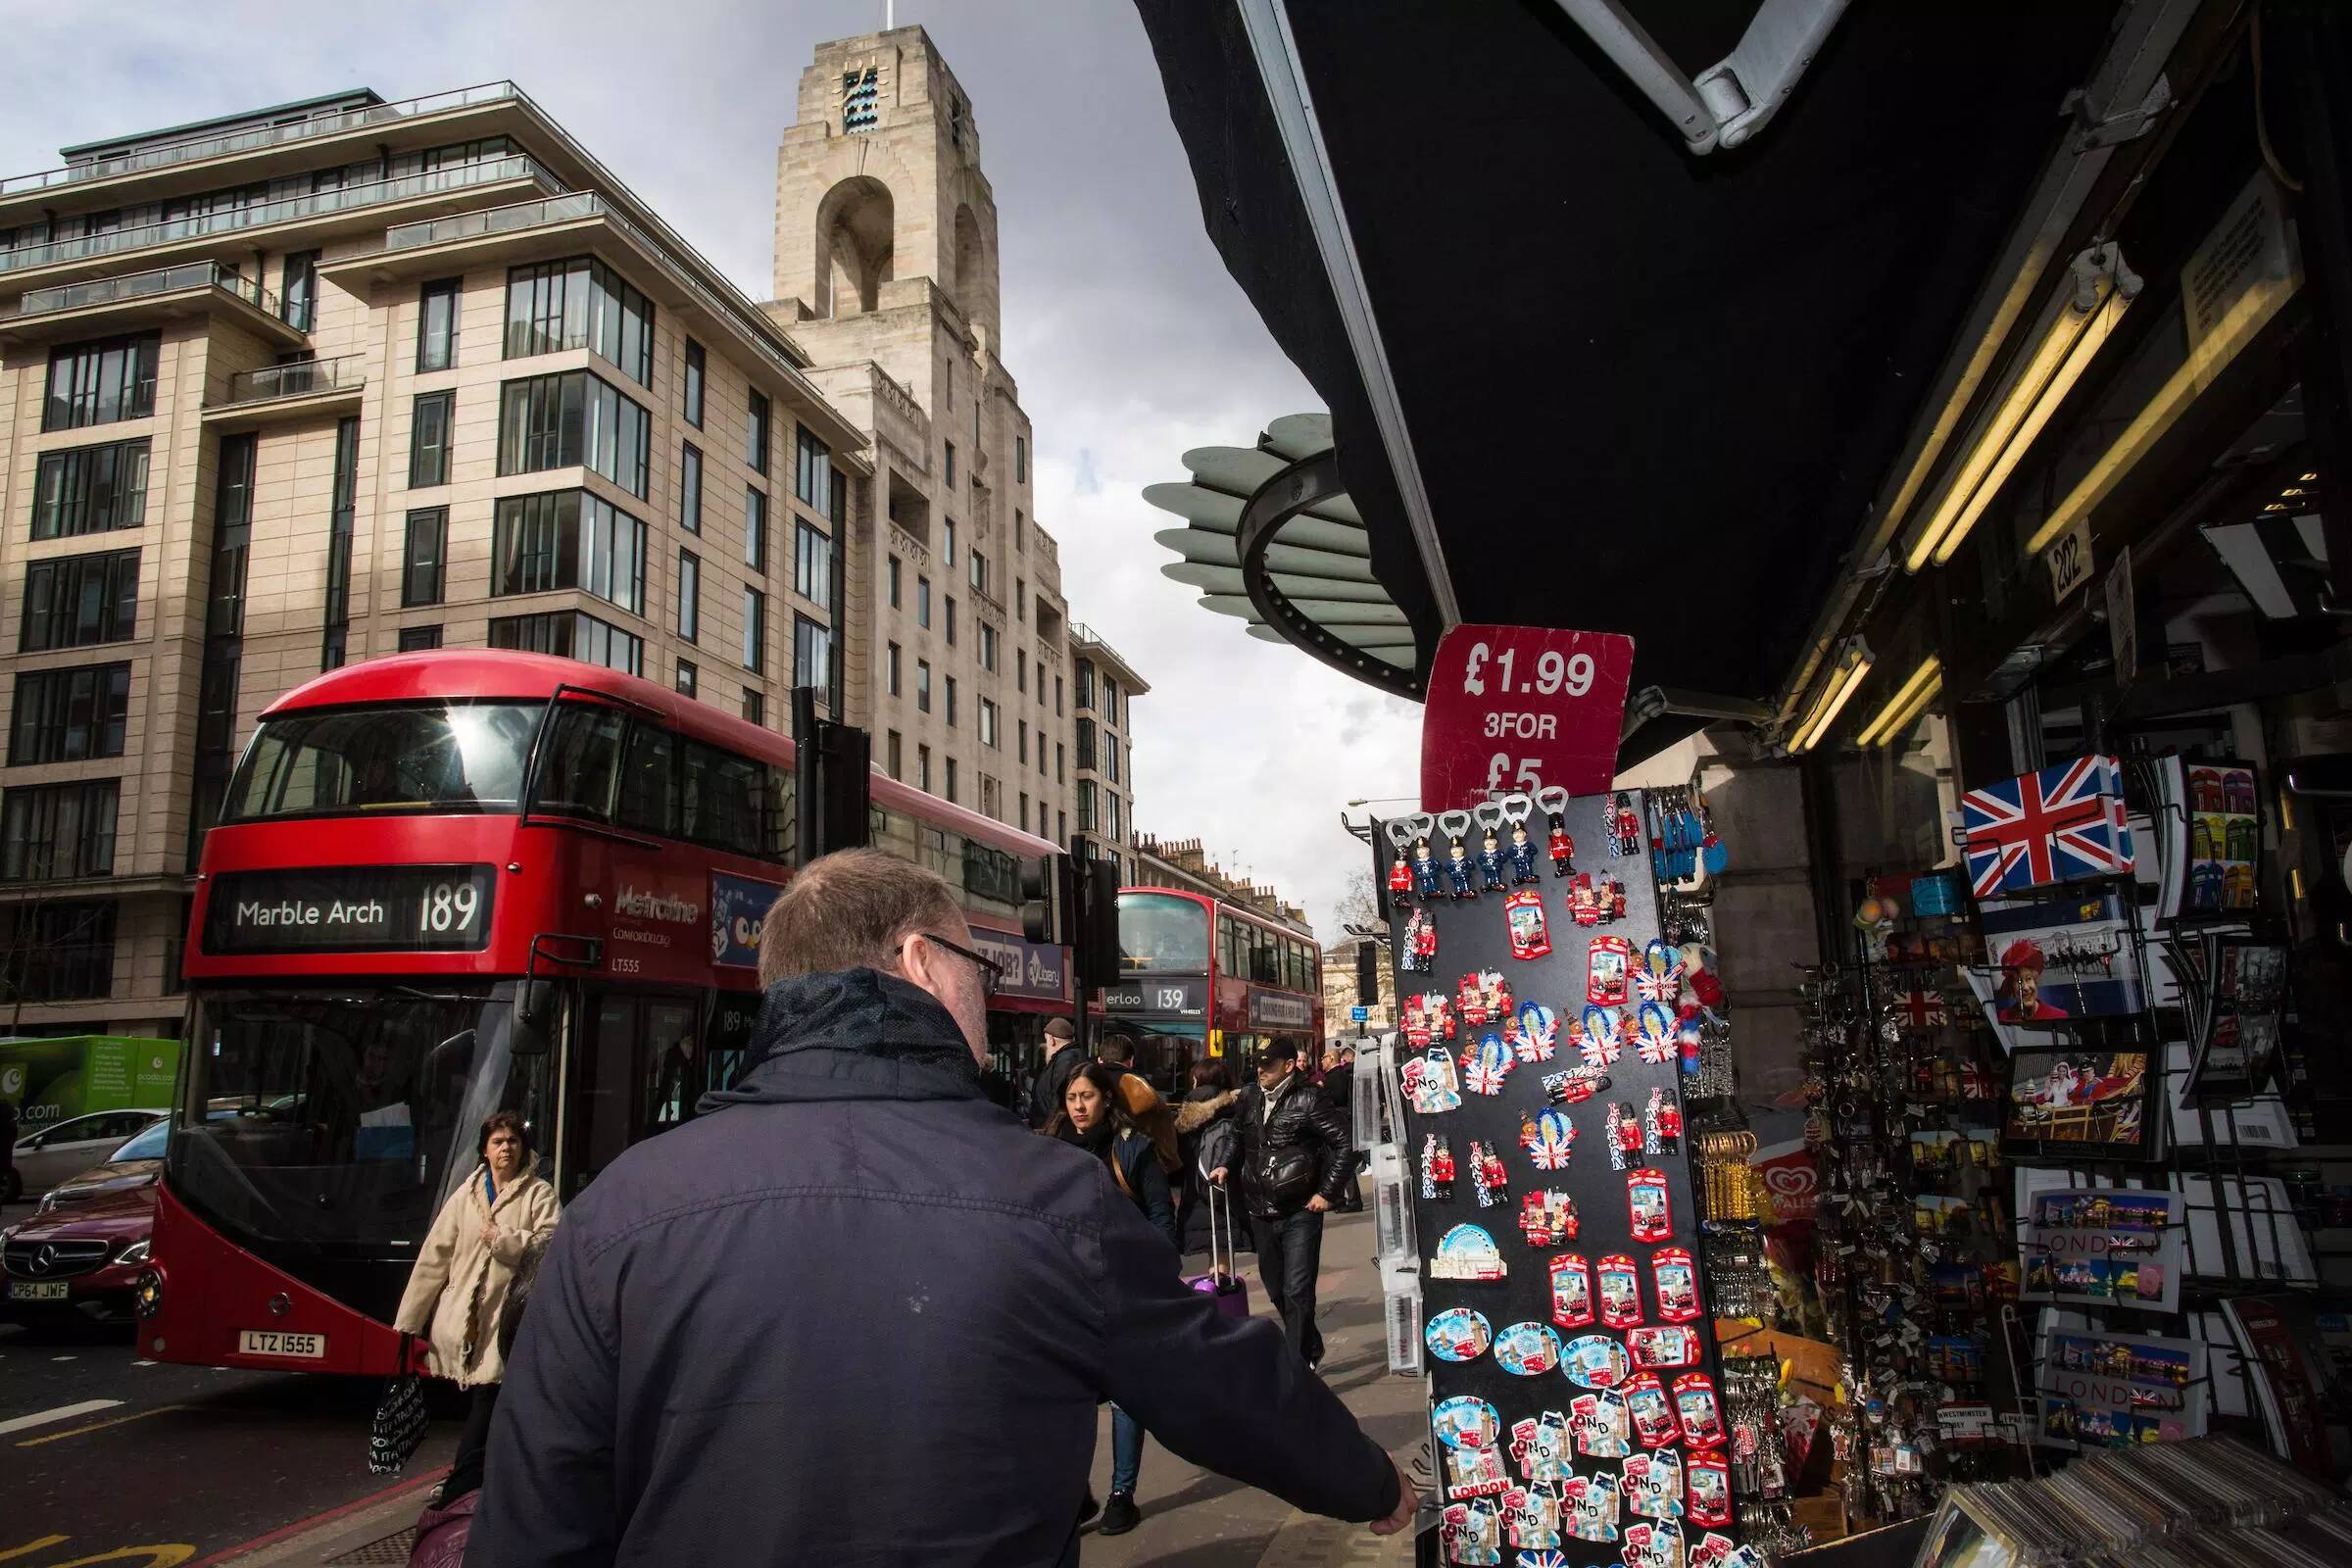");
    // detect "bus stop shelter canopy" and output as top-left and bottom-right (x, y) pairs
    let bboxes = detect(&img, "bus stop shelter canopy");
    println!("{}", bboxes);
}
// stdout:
(1131, 0), (2126, 765)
